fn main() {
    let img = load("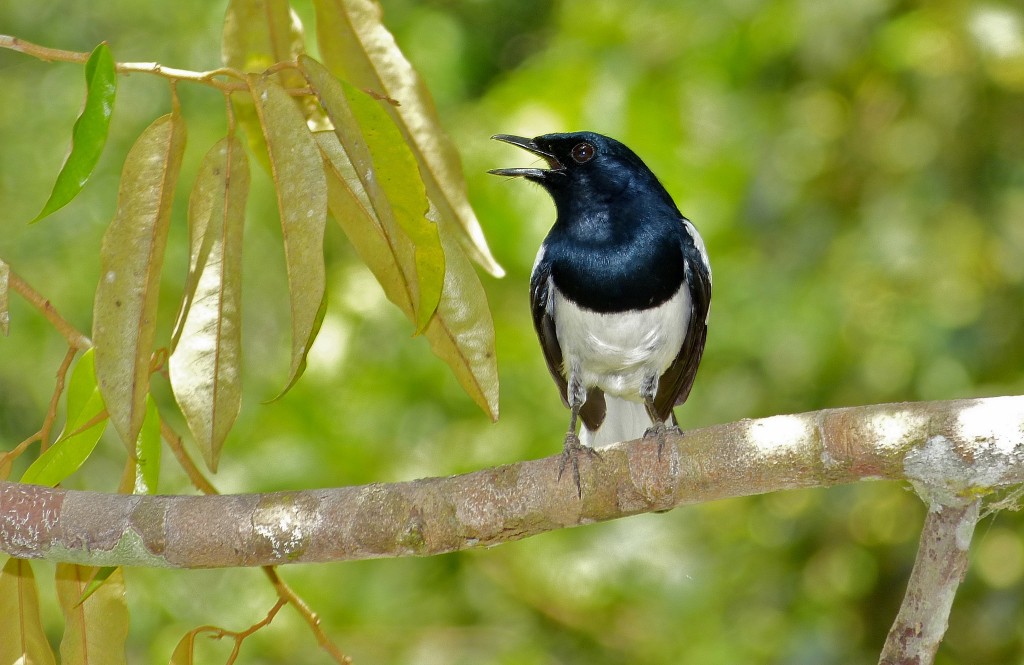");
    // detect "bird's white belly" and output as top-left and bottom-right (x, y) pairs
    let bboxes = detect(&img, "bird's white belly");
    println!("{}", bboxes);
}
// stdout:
(551, 284), (690, 399)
